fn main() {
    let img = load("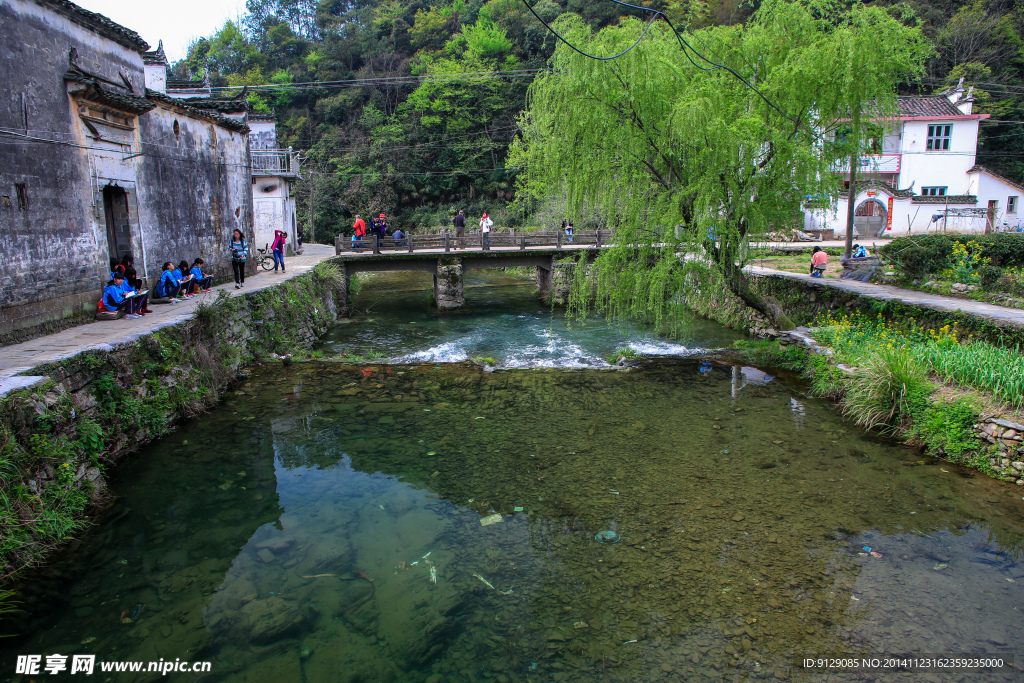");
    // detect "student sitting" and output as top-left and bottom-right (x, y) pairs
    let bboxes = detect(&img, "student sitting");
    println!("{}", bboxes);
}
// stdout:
(852, 244), (869, 258)
(176, 260), (195, 296)
(120, 255), (142, 291)
(190, 258), (212, 292)
(154, 262), (182, 302)
(102, 274), (141, 319)
(117, 265), (151, 314)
